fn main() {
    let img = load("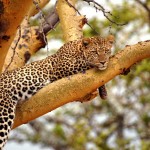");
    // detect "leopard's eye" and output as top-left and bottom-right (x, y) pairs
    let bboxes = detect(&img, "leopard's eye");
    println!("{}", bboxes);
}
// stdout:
(82, 39), (89, 47)
(105, 49), (111, 54)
